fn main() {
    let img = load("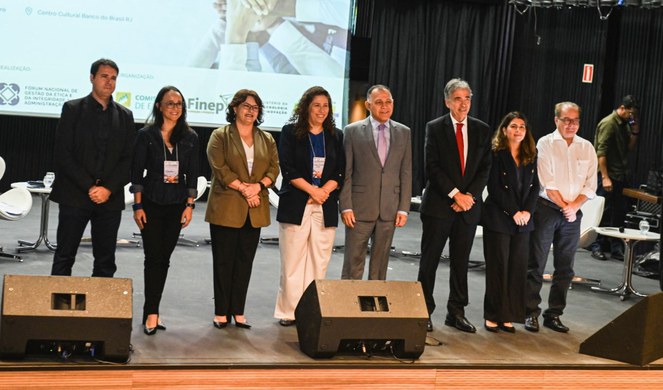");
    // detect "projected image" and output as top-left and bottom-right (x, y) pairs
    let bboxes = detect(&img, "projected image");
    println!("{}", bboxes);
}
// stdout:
(0, 0), (352, 129)
(188, 0), (348, 77)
